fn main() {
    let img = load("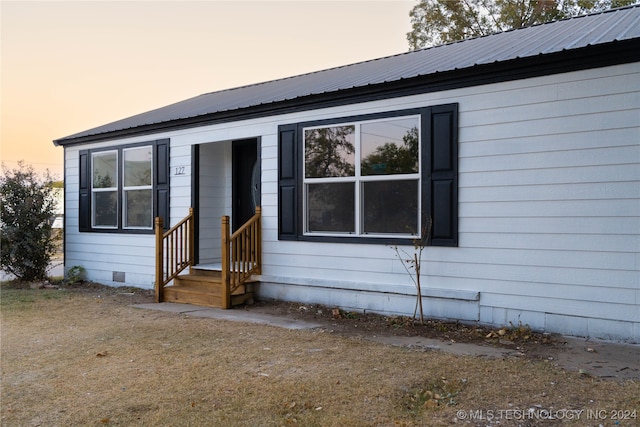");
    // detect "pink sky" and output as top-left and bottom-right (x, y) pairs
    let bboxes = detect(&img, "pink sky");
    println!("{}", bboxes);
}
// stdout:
(1, 1), (413, 179)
